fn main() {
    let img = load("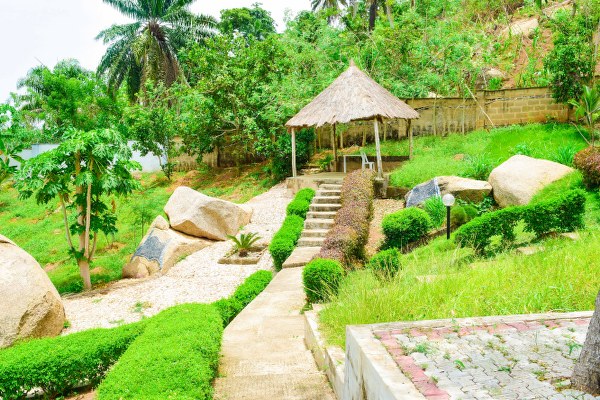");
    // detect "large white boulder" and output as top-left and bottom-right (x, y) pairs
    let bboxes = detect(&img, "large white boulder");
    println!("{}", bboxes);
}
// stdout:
(164, 187), (253, 240)
(0, 234), (65, 348)
(502, 17), (539, 38)
(123, 216), (211, 279)
(488, 155), (574, 207)
(437, 176), (492, 203)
